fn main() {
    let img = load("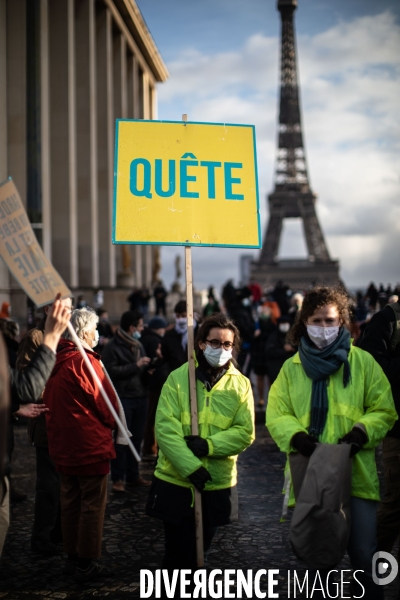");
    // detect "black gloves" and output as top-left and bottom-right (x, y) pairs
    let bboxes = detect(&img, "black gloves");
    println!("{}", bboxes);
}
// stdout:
(291, 432), (318, 457)
(184, 435), (209, 458)
(339, 428), (368, 457)
(188, 466), (212, 492)
(185, 436), (210, 491)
